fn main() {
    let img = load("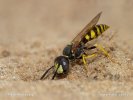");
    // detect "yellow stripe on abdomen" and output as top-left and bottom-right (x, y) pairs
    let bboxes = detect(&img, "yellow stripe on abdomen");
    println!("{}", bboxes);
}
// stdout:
(95, 26), (100, 35)
(90, 30), (96, 39)
(100, 25), (104, 33)
(85, 35), (90, 40)
(80, 24), (109, 44)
